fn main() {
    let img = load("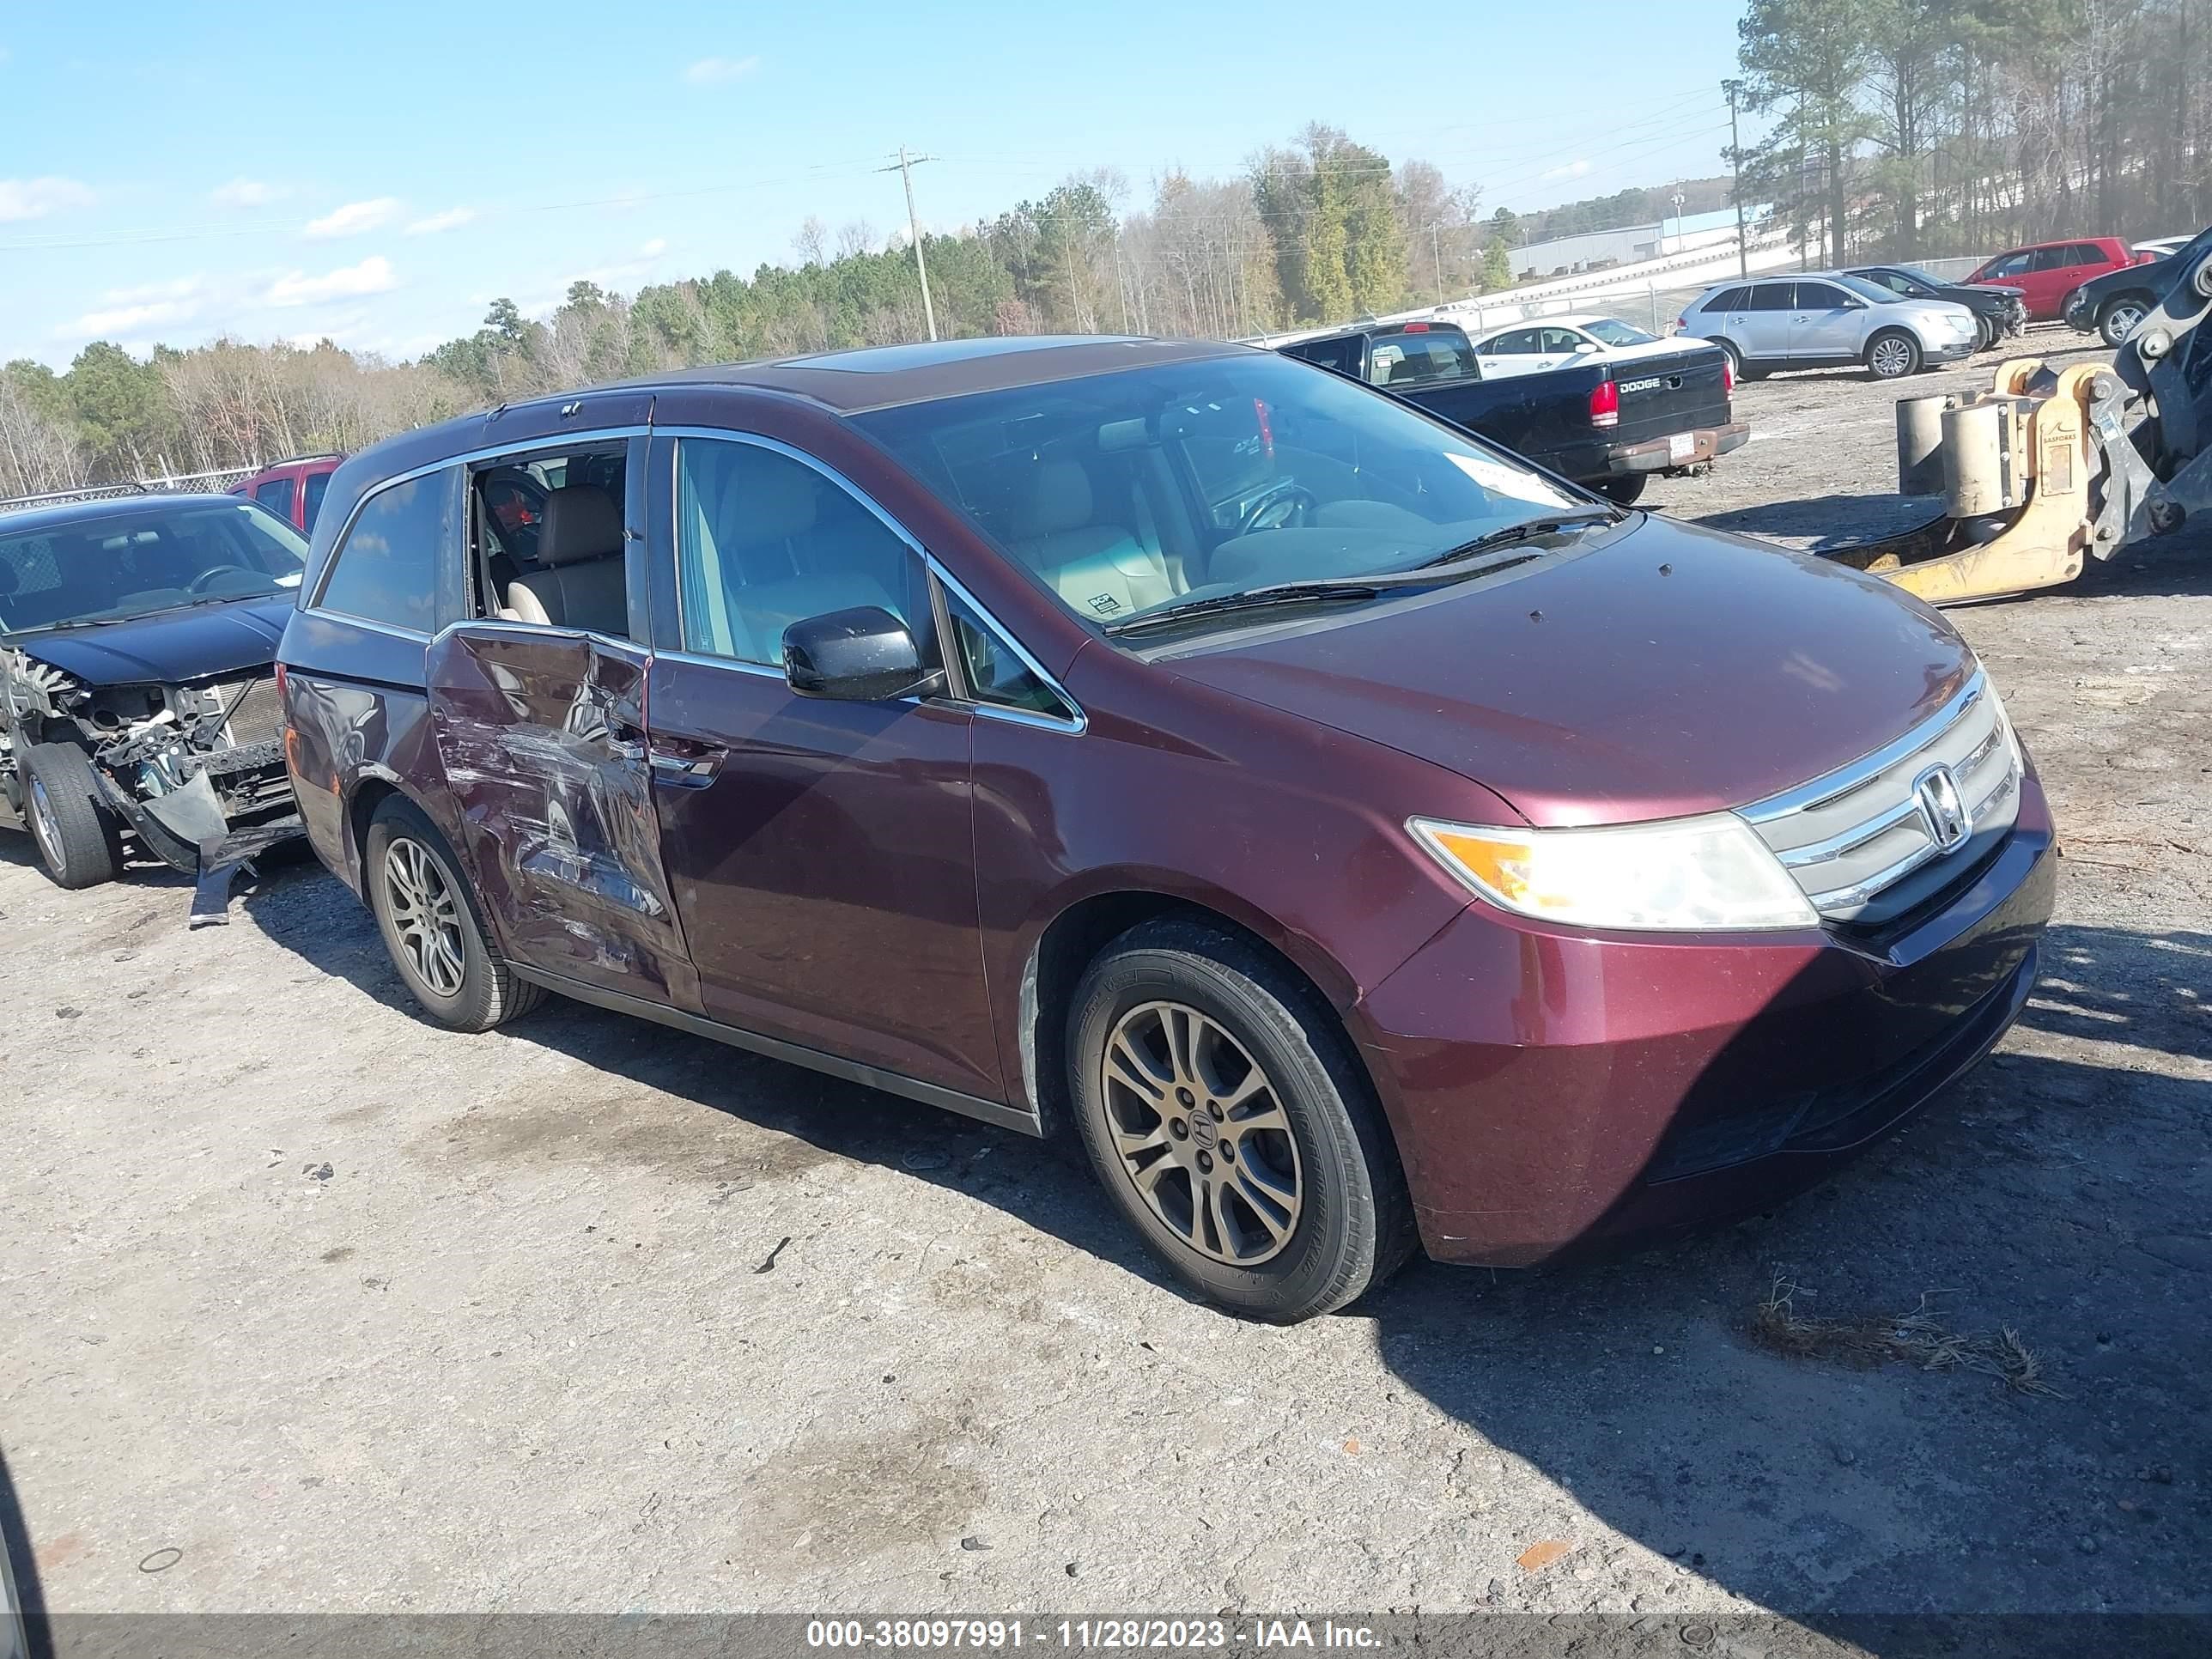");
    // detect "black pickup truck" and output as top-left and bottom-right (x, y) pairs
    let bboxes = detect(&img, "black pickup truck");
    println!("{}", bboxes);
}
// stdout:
(1278, 320), (1747, 504)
